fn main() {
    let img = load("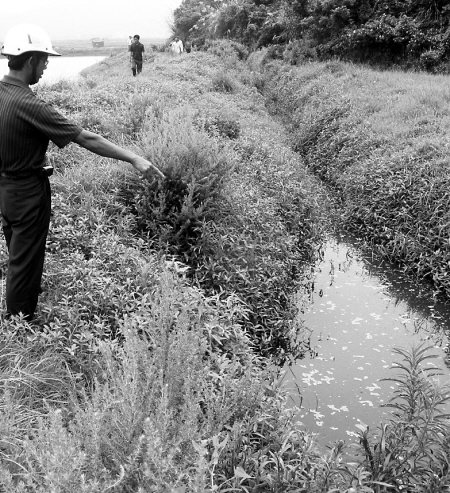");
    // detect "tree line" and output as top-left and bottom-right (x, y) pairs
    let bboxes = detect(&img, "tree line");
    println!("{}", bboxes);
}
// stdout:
(174, 0), (450, 71)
